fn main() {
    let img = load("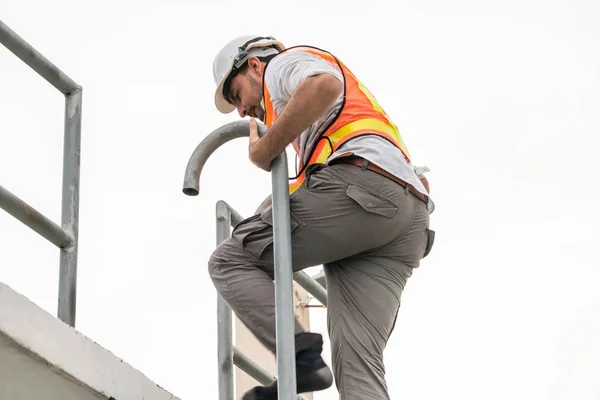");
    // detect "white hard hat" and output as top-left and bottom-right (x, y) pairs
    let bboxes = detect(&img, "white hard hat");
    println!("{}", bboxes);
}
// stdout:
(213, 35), (285, 114)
